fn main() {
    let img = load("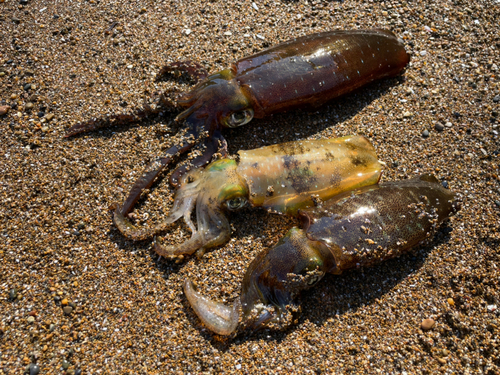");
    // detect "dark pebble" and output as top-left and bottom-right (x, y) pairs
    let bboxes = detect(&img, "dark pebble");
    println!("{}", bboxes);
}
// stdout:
(24, 83), (32, 91)
(37, 112), (45, 118)
(75, 369), (82, 375)
(422, 130), (430, 138)
(62, 360), (70, 370)
(119, 101), (128, 107)
(442, 181), (449, 189)
(8, 288), (18, 300)
(29, 364), (40, 375)
(20, 0), (29, 5)
(392, 160), (400, 168)
(435, 123), (444, 132)
(493, 95), (500, 103)
(495, 200), (500, 208)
